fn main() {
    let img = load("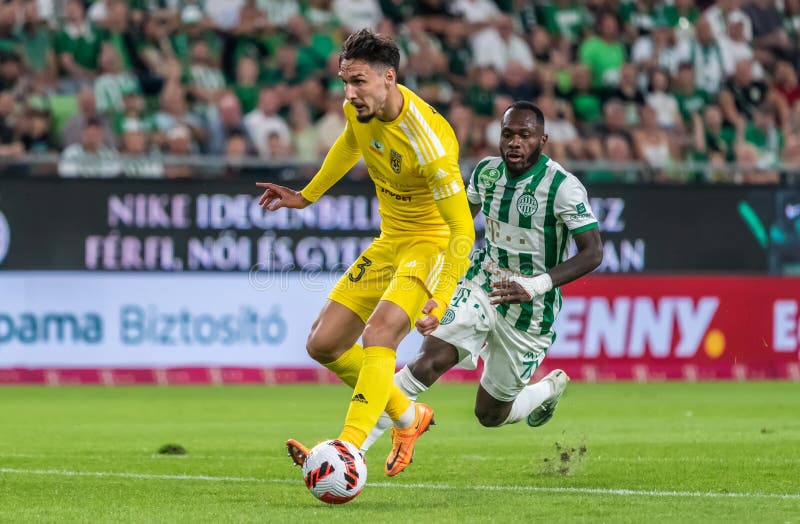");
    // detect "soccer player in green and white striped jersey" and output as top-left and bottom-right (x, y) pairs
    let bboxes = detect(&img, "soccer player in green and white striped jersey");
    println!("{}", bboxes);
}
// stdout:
(362, 101), (603, 452)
